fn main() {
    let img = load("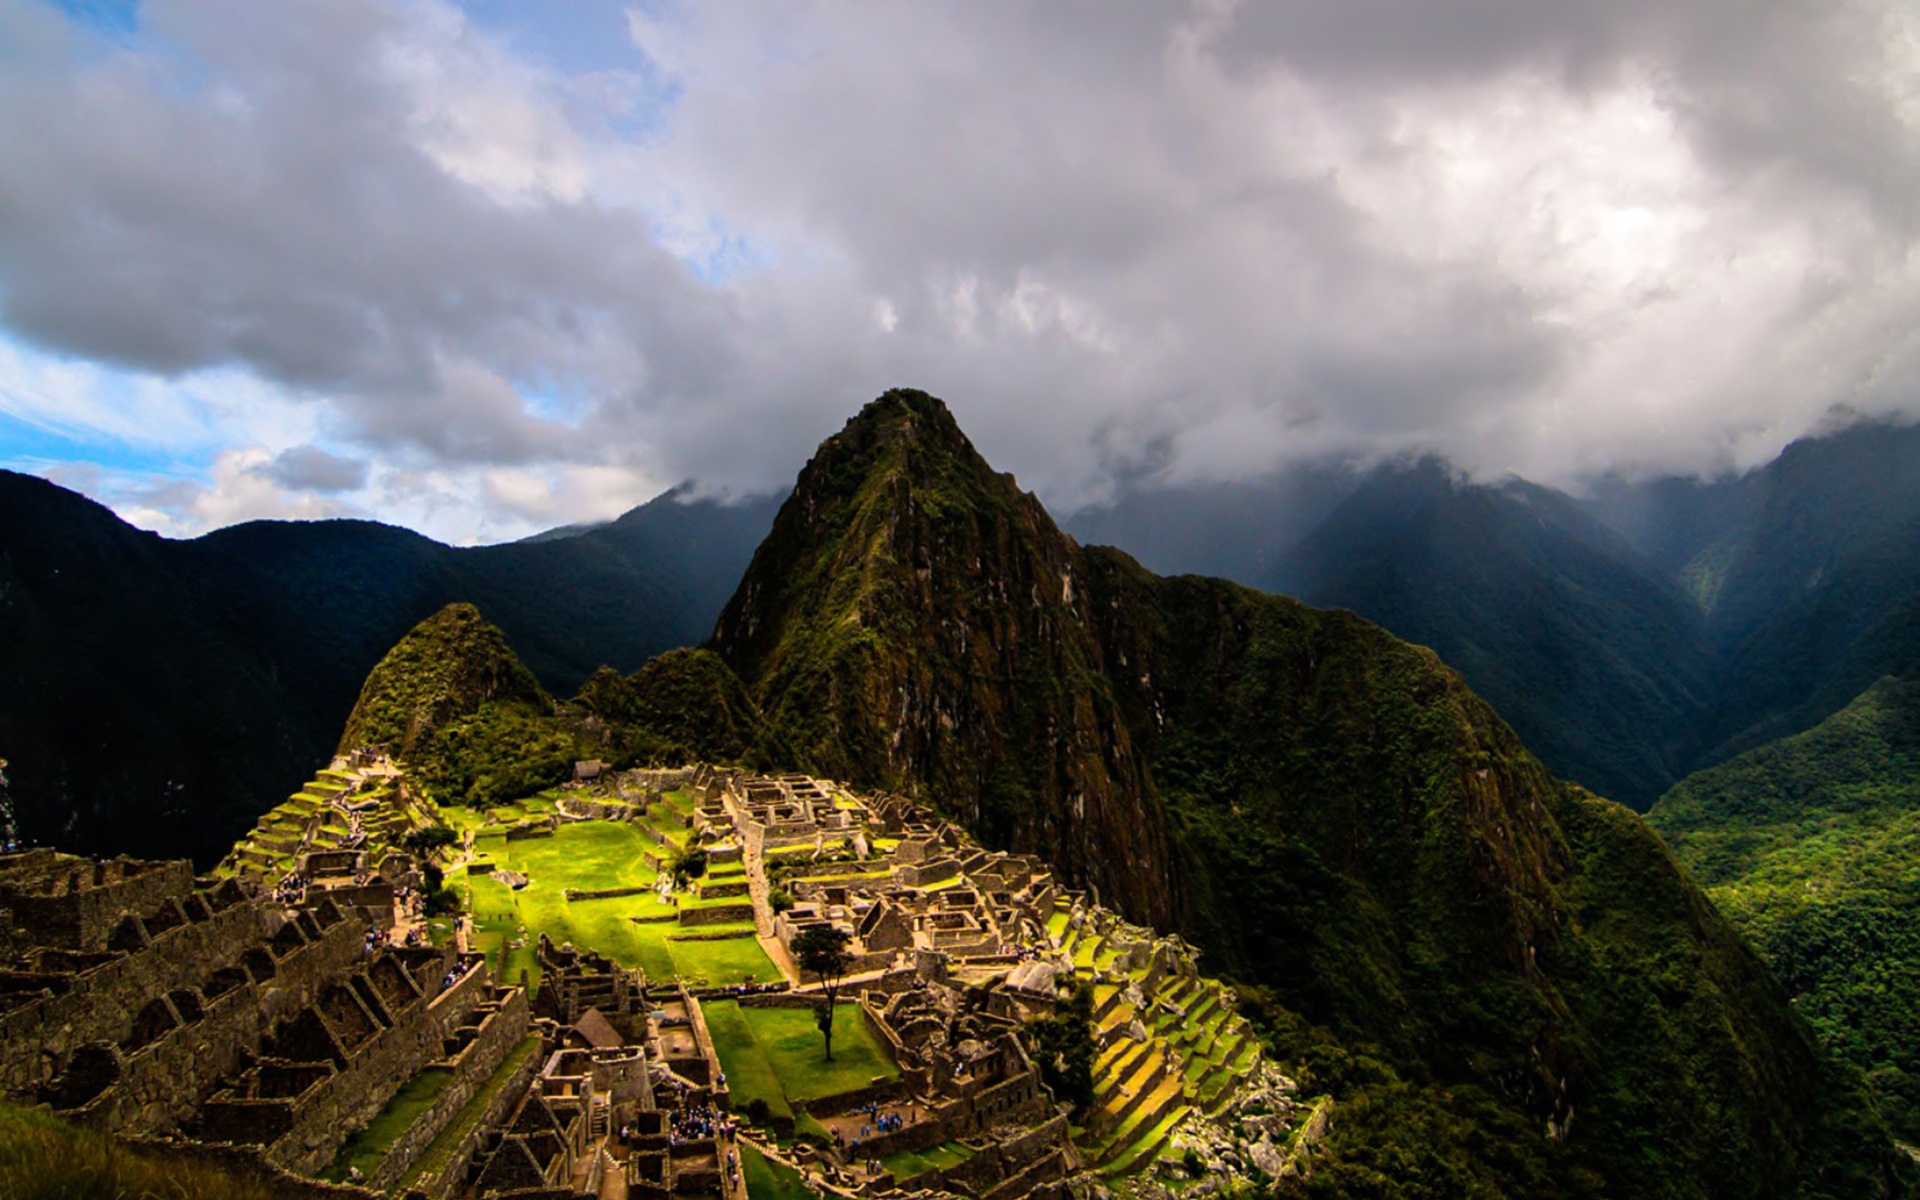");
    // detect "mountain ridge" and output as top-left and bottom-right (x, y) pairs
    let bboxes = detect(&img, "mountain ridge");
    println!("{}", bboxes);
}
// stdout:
(0, 468), (776, 863)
